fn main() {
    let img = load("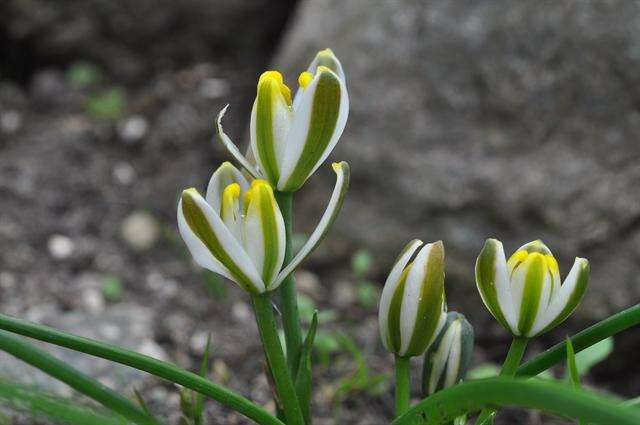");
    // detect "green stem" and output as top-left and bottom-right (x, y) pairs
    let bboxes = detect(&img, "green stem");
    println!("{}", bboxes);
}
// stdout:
(517, 304), (640, 377)
(251, 293), (305, 425)
(500, 337), (529, 376)
(0, 330), (159, 425)
(0, 314), (282, 425)
(395, 355), (411, 416)
(390, 378), (640, 425)
(475, 337), (528, 424)
(274, 191), (303, 376)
